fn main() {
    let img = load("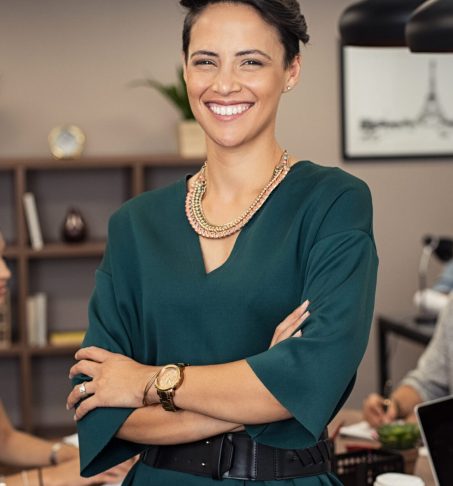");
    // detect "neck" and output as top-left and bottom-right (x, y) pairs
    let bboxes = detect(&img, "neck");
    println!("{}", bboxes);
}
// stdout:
(203, 140), (284, 201)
